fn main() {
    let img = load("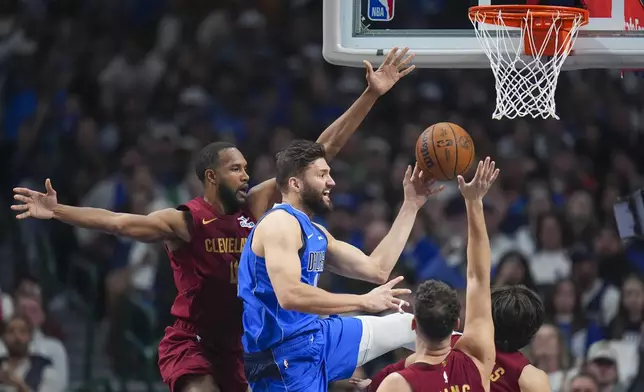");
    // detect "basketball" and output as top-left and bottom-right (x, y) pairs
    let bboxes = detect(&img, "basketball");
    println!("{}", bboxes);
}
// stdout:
(415, 122), (475, 181)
